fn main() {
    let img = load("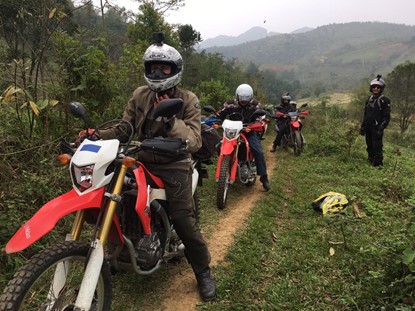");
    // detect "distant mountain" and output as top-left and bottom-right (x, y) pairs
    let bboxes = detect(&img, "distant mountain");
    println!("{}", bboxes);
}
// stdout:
(198, 26), (313, 49)
(290, 27), (314, 34)
(200, 22), (415, 90)
(198, 26), (282, 49)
